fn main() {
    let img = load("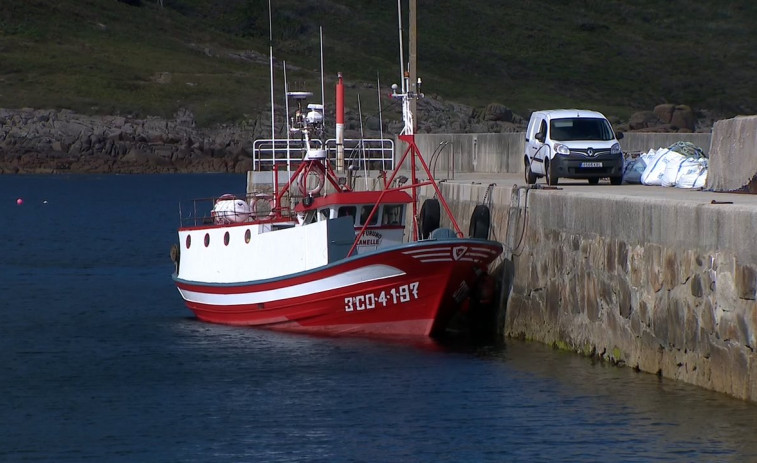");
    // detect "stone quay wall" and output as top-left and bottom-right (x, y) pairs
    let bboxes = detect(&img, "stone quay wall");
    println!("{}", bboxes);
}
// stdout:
(420, 181), (757, 402)
(504, 189), (757, 402)
(414, 117), (757, 402)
